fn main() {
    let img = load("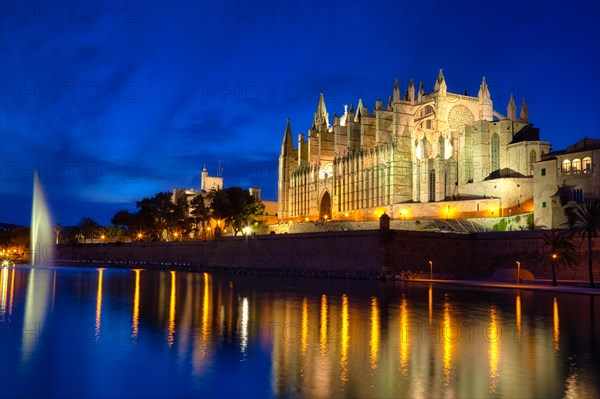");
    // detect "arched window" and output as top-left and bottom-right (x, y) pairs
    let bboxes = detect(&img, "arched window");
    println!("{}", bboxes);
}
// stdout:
(562, 159), (571, 174)
(429, 169), (436, 202)
(529, 150), (537, 175)
(582, 157), (592, 173)
(572, 159), (581, 173)
(491, 133), (500, 172)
